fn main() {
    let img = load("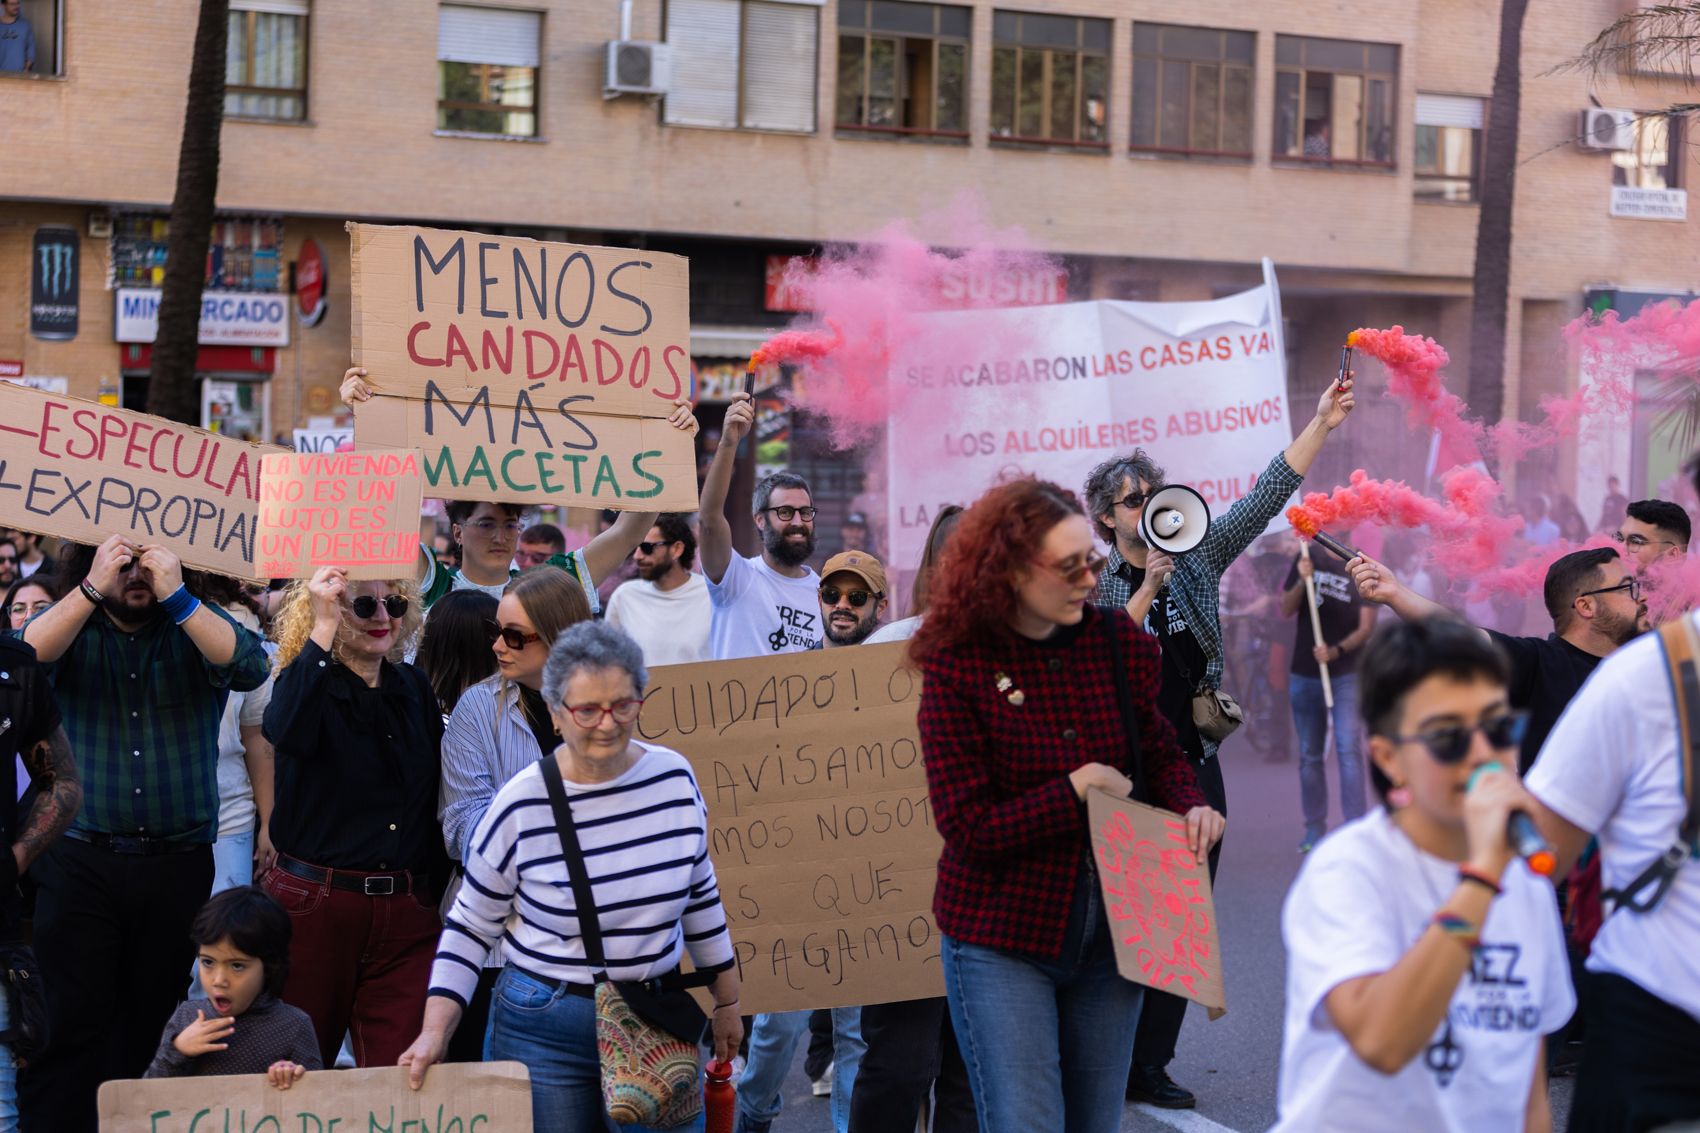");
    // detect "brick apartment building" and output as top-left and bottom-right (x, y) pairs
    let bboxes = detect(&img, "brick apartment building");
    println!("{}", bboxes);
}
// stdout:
(0, 0), (1695, 531)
